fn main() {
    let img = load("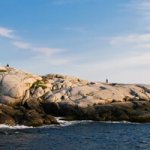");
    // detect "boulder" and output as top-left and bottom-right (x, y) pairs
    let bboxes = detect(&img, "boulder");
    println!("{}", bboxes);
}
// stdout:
(0, 112), (15, 126)
(0, 67), (41, 106)
(44, 115), (59, 125)
(32, 87), (44, 98)
(23, 109), (44, 126)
